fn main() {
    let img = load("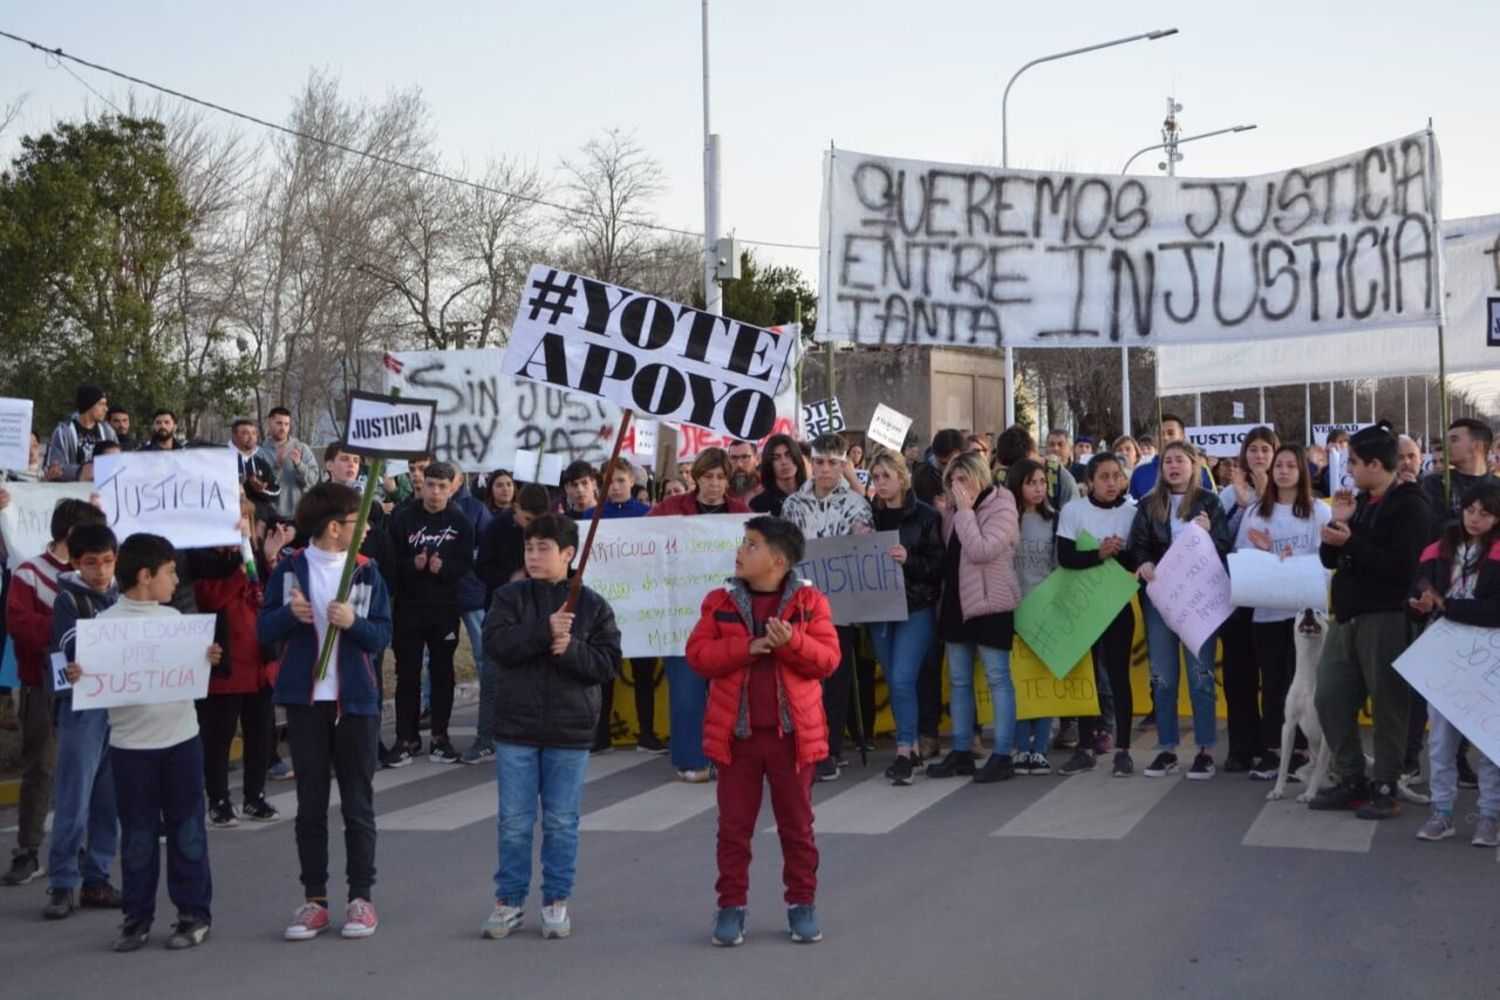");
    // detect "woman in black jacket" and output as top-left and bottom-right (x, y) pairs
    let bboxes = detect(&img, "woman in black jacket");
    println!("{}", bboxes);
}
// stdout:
(866, 452), (944, 785)
(1128, 440), (1233, 781)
